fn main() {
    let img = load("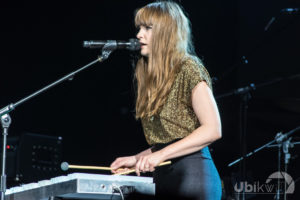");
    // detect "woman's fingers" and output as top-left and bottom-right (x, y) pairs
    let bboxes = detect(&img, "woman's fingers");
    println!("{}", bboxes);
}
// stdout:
(135, 156), (154, 176)
(139, 157), (146, 172)
(135, 158), (141, 176)
(110, 156), (138, 174)
(110, 158), (129, 173)
(136, 156), (147, 176)
(112, 155), (160, 175)
(110, 159), (122, 170)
